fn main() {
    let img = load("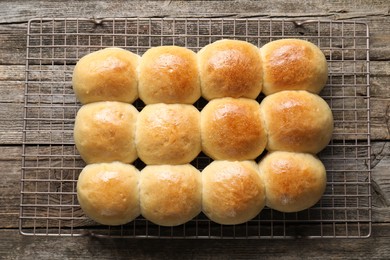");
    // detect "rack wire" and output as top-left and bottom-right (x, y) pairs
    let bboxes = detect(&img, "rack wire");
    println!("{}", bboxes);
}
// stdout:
(21, 18), (371, 238)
